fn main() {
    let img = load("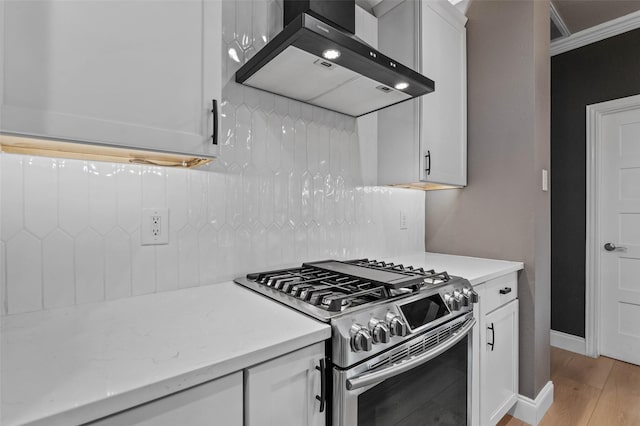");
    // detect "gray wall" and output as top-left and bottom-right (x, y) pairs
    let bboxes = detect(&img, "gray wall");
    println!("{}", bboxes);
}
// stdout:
(424, 0), (550, 399)
(551, 28), (640, 337)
